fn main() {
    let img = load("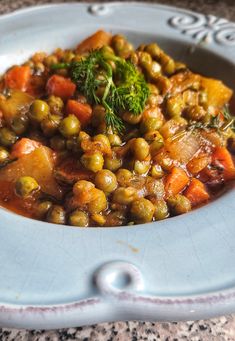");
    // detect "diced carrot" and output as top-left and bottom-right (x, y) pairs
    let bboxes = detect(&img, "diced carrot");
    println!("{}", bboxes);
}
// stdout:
(11, 138), (41, 159)
(46, 75), (76, 100)
(165, 166), (190, 197)
(5, 66), (31, 92)
(212, 146), (235, 180)
(76, 30), (112, 54)
(184, 178), (209, 206)
(66, 100), (92, 126)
